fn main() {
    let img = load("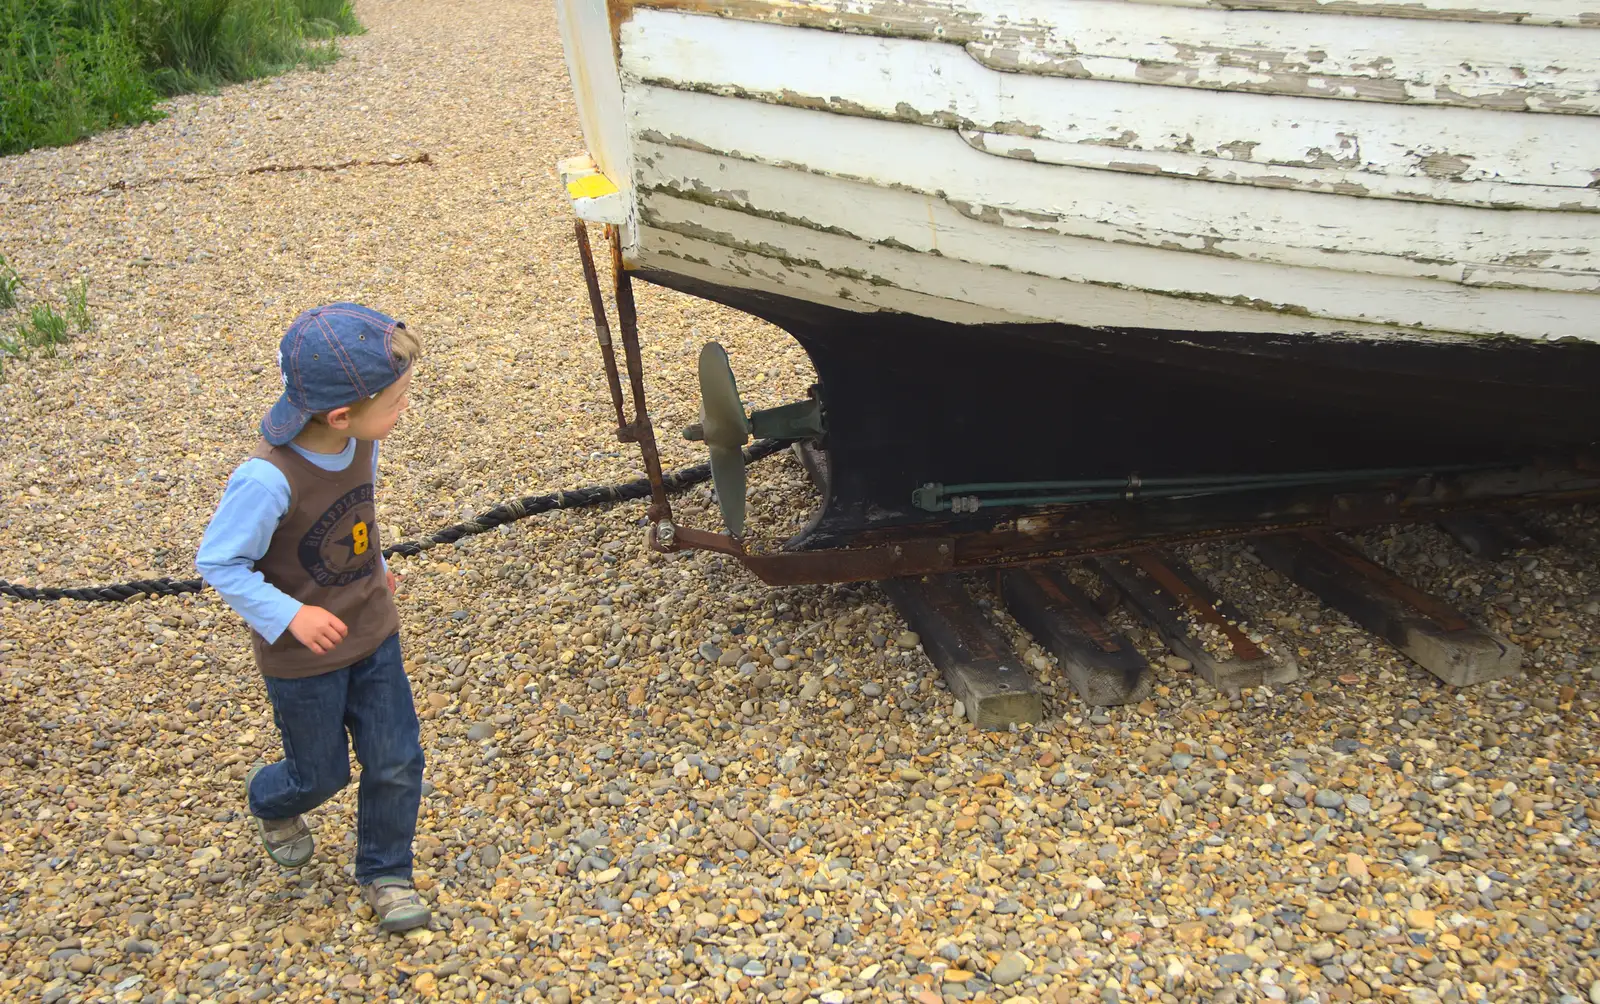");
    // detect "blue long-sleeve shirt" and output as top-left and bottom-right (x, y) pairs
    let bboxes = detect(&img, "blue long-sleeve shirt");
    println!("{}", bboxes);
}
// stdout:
(196, 439), (383, 643)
